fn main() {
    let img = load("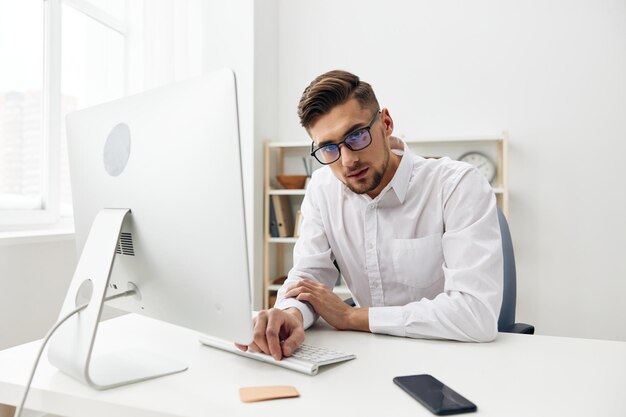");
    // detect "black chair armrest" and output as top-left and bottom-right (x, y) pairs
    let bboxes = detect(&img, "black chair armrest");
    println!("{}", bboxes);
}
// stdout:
(343, 297), (356, 307)
(502, 323), (535, 334)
